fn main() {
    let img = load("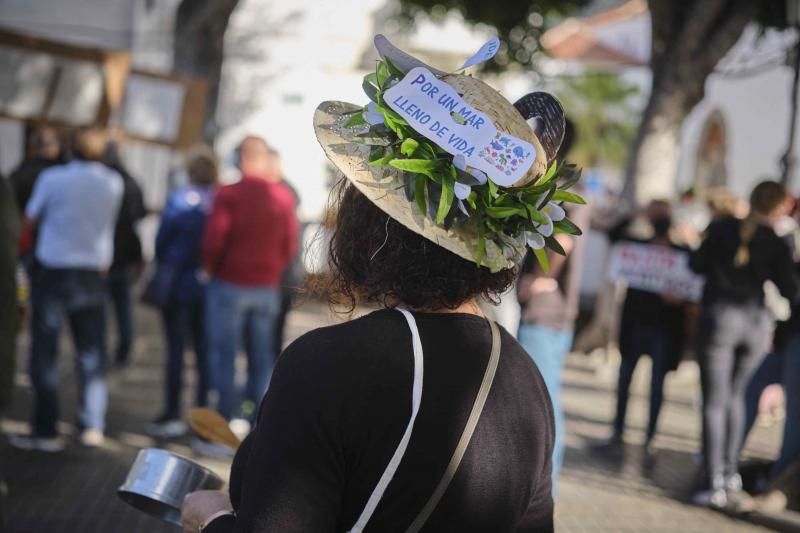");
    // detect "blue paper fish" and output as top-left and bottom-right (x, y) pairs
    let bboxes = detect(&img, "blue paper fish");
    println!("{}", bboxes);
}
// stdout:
(513, 146), (526, 158)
